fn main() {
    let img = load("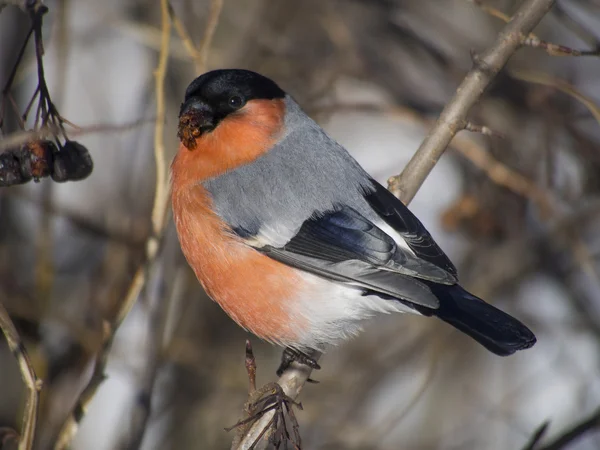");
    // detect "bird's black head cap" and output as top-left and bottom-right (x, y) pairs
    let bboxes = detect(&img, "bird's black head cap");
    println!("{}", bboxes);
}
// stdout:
(178, 69), (286, 147)
(183, 69), (285, 110)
